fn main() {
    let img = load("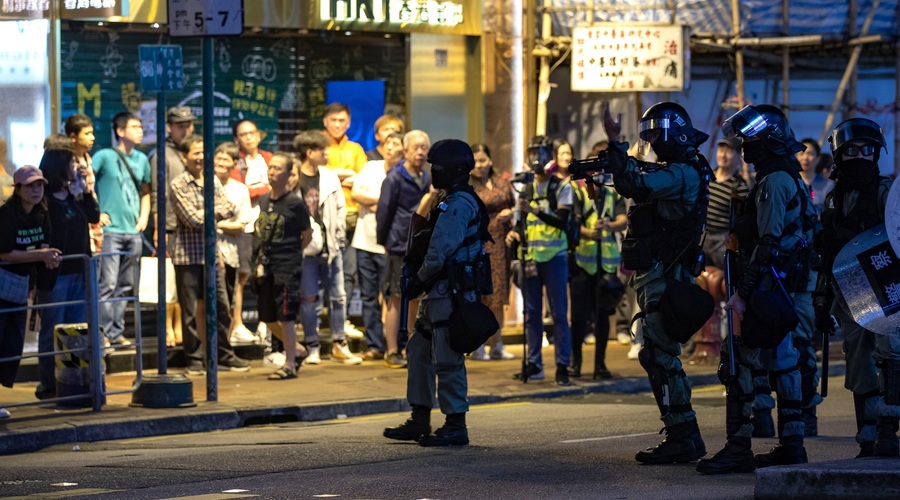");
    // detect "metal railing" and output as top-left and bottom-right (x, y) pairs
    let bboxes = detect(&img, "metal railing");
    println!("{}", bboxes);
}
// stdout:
(0, 252), (143, 412)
